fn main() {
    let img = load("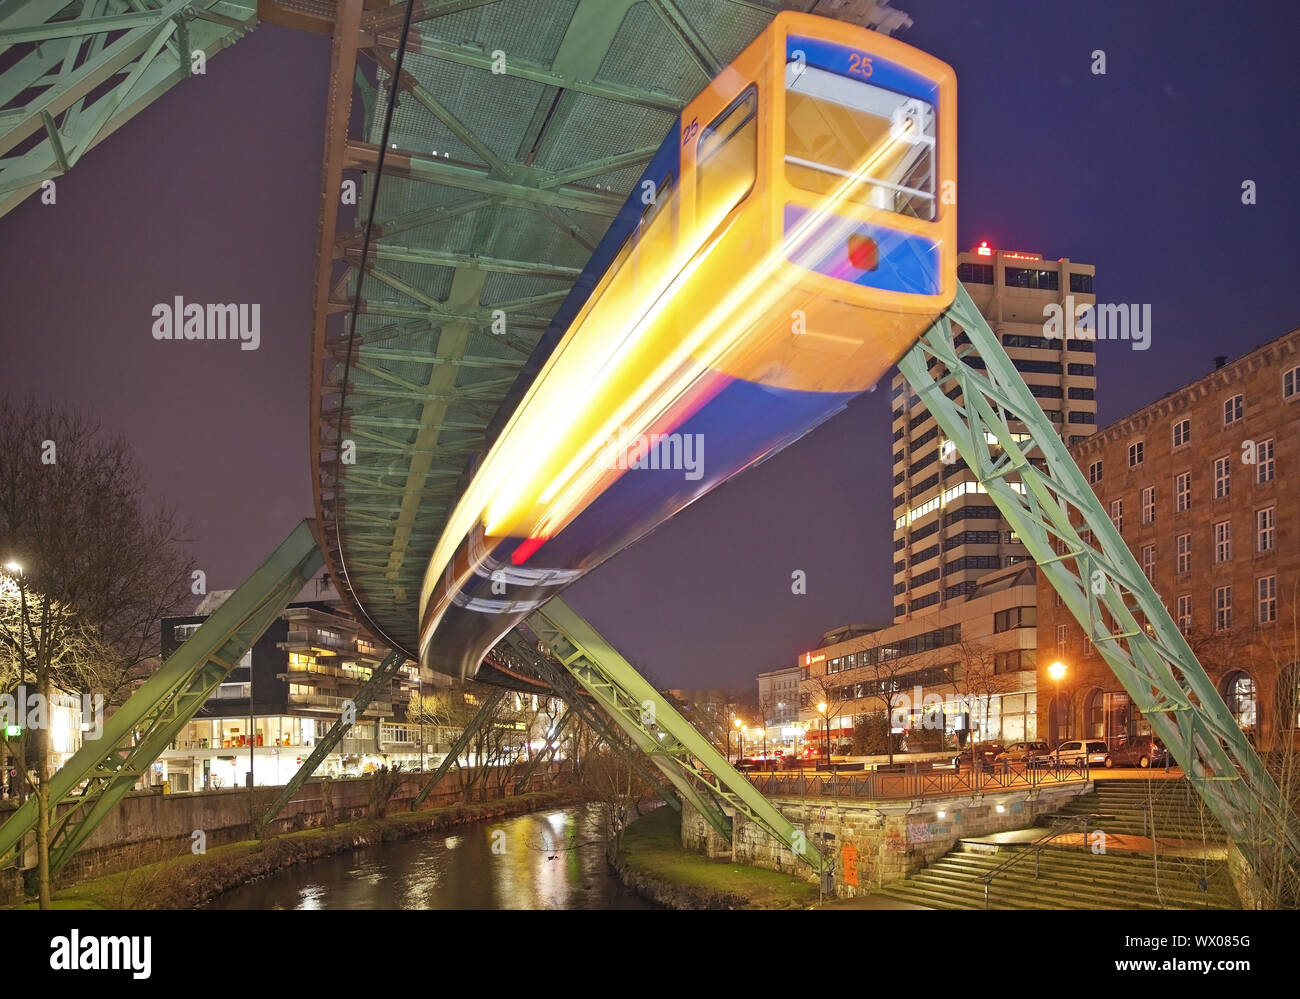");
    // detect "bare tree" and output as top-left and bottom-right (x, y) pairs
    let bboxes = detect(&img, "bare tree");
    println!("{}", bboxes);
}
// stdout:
(0, 398), (194, 908)
(575, 728), (652, 858)
(801, 671), (850, 763)
(949, 639), (1018, 771)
